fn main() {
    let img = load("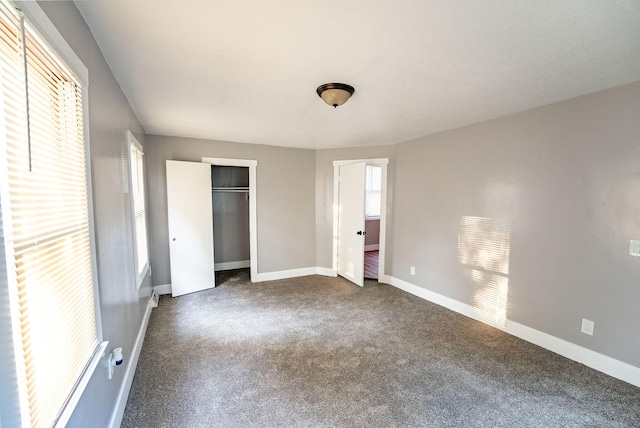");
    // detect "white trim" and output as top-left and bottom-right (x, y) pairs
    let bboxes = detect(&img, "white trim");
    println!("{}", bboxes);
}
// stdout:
(127, 131), (150, 290)
(108, 296), (155, 428)
(215, 260), (250, 271)
(54, 341), (108, 428)
(333, 158), (389, 167)
(154, 267), (337, 292)
(332, 166), (340, 273)
(202, 158), (257, 168)
(316, 267), (337, 277)
(153, 284), (172, 295)
(253, 267), (318, 282)
(332, 158), (389, 283)
(505, 321), (640, 387)
(378, 274), (391, 285)
(202, 157), (258, 282)
(364, 244), (379, 251)
(388, 276), (640, 388)
(12, 1), (88, 86)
